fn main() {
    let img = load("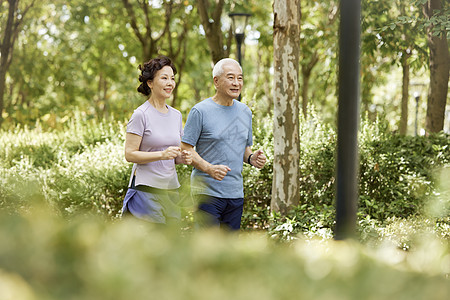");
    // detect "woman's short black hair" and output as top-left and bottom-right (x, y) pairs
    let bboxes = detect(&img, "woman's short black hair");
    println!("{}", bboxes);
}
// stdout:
(137, 55), (177, 96)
